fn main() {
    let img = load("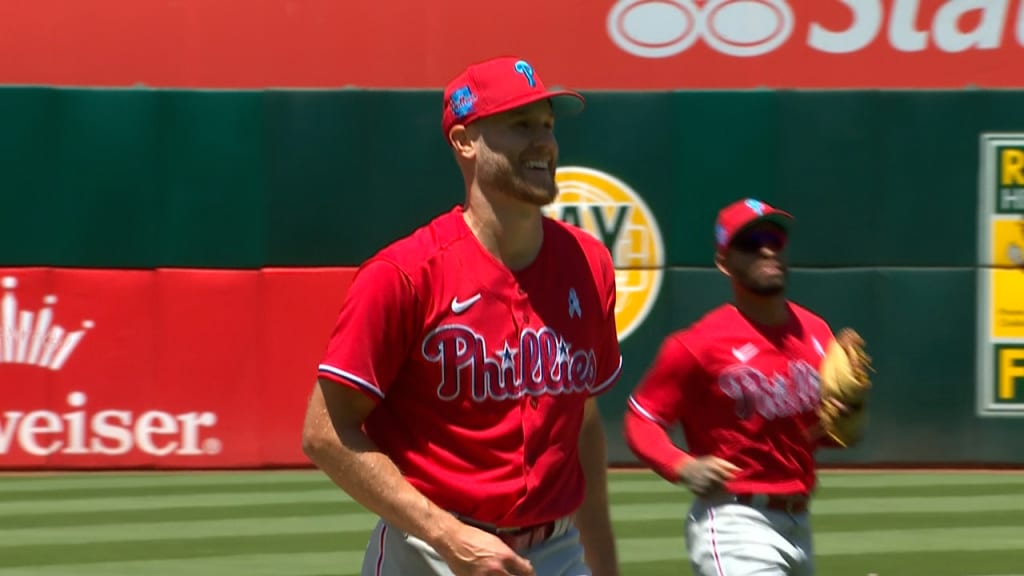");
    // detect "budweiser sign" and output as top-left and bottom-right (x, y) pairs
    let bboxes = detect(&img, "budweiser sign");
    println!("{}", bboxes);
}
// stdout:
(0, 268), (354, 470)
(0, 273), (223, 462)
(0, 391), (220, 457)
